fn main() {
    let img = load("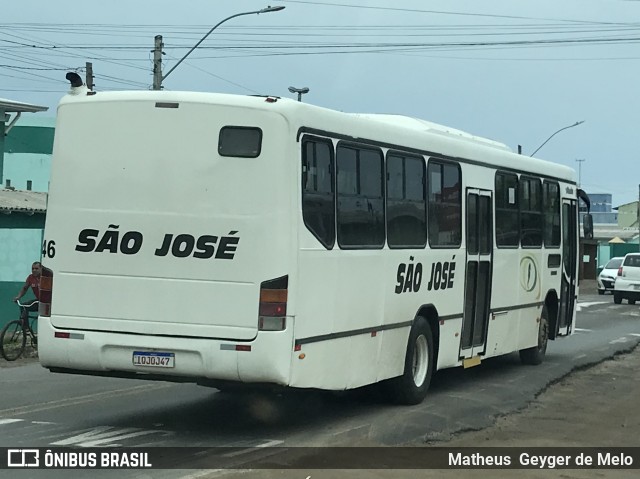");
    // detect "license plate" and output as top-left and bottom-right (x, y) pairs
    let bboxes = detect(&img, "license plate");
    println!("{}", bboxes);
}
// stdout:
(132, 351), (175, 368)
